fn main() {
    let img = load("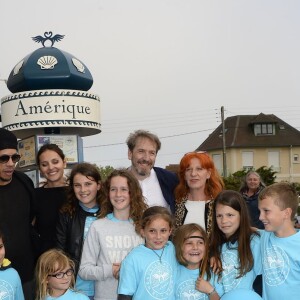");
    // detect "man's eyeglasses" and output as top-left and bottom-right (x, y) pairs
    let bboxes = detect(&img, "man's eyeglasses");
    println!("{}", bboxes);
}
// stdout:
(0, 154), (21, 164)
(48, 268), (74, 279)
